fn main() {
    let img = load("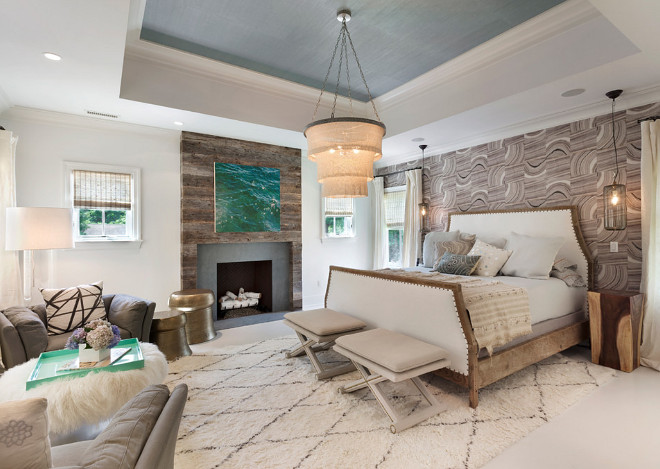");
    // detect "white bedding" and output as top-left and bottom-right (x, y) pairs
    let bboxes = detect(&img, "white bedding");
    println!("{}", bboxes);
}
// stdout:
(405, 267), (586, 325)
